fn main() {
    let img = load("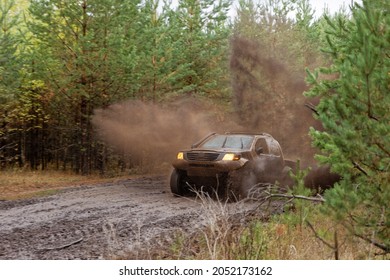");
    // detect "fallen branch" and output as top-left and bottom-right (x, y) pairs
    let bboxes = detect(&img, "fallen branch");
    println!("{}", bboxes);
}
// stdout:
(40, 237), (84, 251)
(265, 192), (325, 203)
(246, 186), (326, 215)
